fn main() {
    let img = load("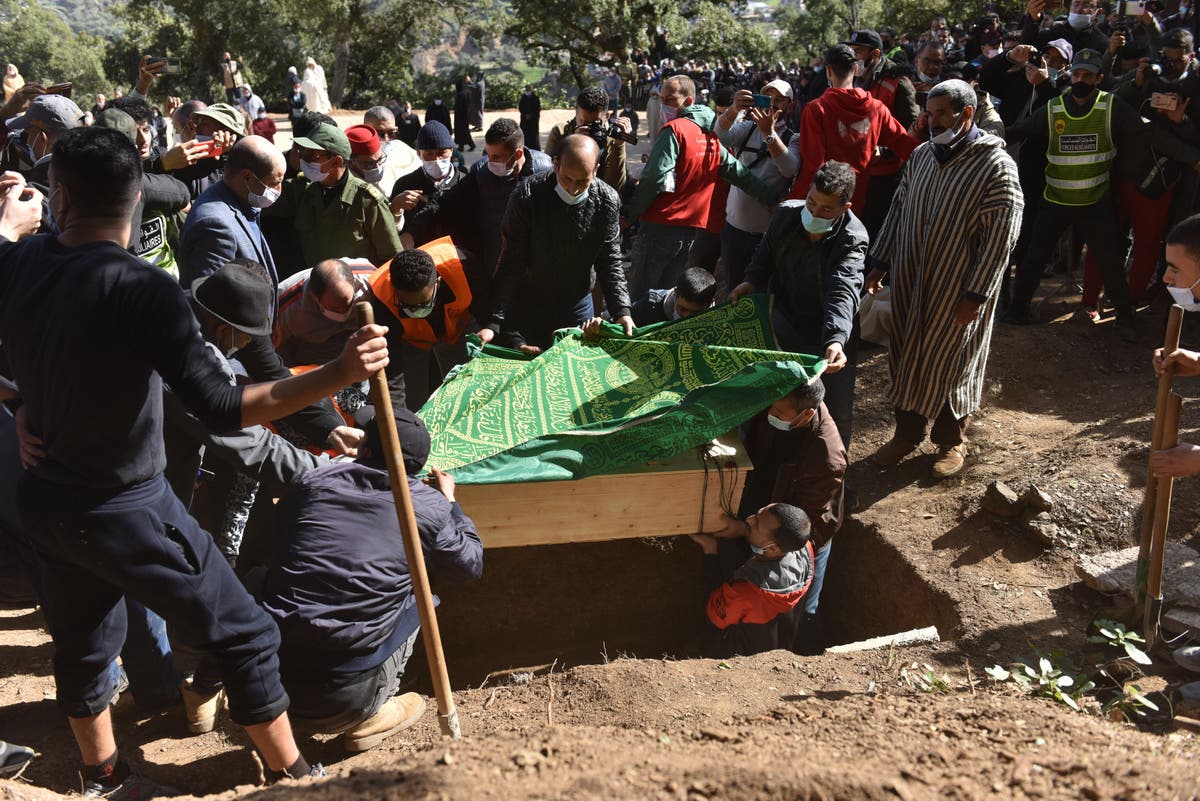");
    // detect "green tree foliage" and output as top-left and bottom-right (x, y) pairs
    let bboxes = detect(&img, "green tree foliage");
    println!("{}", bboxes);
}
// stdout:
(0, 0), (109, 97)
